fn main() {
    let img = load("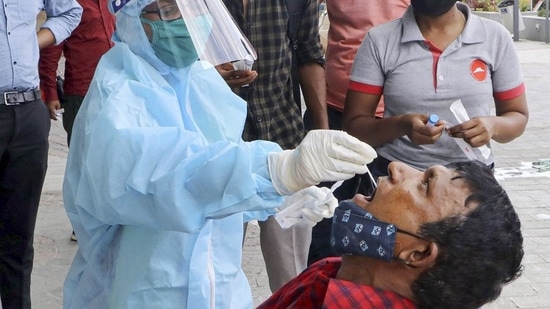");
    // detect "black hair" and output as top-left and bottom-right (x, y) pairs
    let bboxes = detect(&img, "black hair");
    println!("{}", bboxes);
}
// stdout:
(412, 160), (524, 309)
